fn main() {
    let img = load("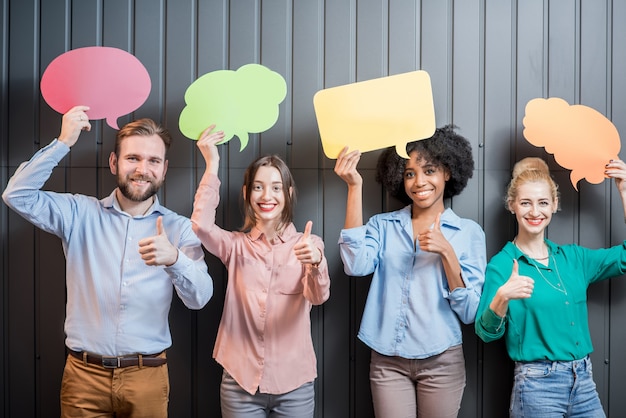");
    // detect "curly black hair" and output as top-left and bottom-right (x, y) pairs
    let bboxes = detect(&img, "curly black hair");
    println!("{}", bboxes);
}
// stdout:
(375, 124), (474, 205)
